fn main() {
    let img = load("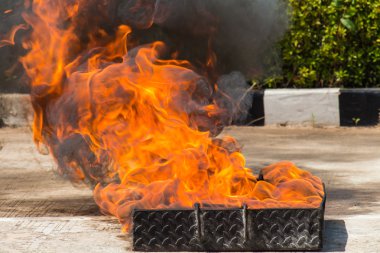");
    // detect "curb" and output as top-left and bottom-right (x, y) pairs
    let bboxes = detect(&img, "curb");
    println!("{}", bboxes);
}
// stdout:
(0, 94), (32, 127)
(0, 89), (379, 128)
(249, 89), (380, 127)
